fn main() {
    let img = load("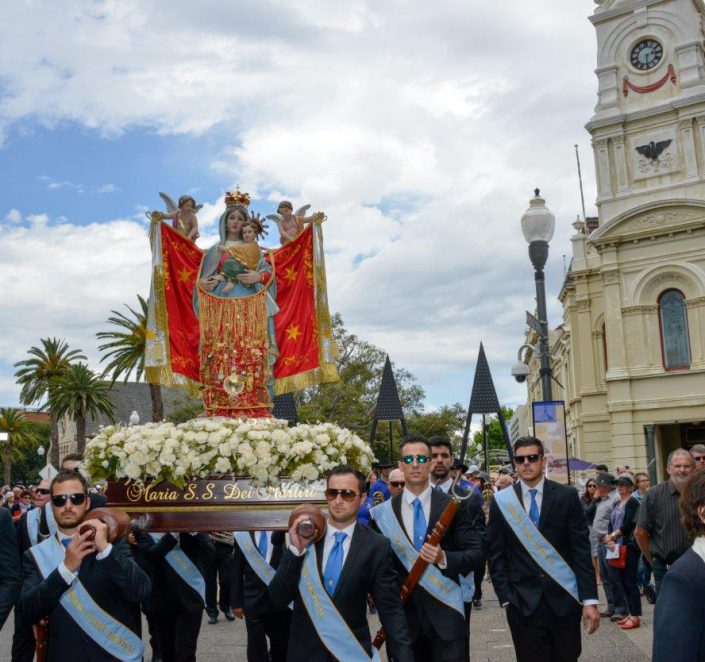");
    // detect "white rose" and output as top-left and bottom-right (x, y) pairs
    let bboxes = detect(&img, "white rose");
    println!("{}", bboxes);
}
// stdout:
(124, 463), (142, 480)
